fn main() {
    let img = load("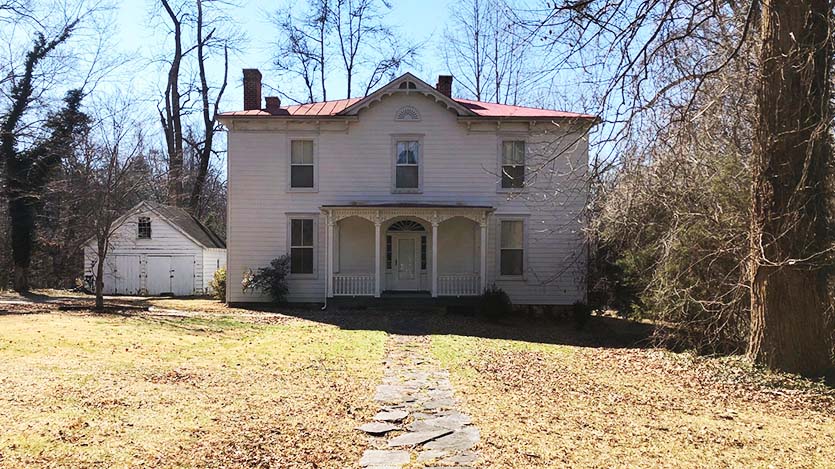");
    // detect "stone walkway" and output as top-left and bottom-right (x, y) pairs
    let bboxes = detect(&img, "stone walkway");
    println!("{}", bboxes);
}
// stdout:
(357, 335), (480, 468)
